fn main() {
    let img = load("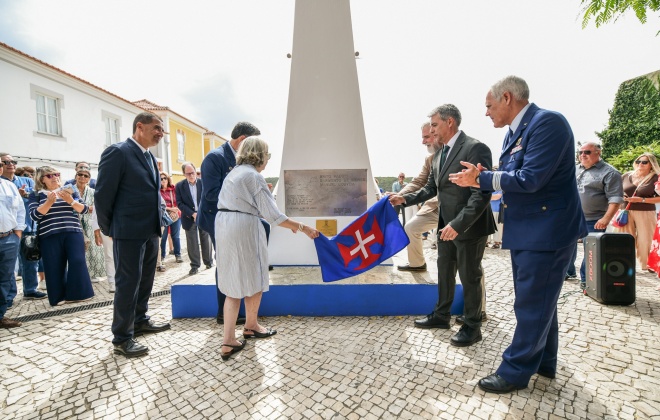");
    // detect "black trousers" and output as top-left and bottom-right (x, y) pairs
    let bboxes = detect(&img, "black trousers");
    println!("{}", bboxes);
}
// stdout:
(434, 235), (487, 329)
(112, 235), (159, 344)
